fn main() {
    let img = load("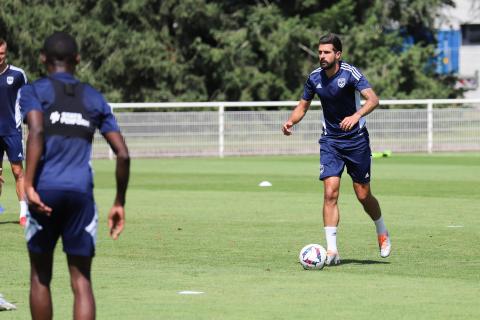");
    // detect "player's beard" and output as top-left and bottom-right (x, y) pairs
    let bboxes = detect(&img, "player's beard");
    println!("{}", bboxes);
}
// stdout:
(320, 59), (336, 71)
